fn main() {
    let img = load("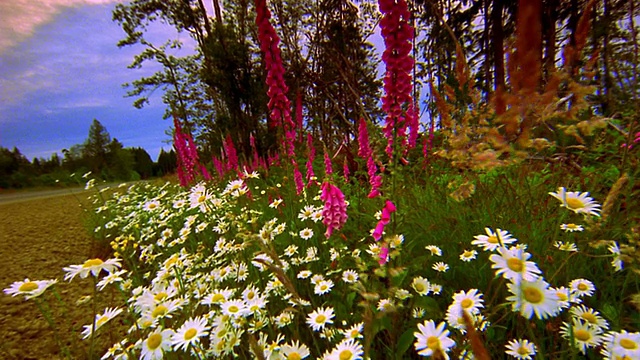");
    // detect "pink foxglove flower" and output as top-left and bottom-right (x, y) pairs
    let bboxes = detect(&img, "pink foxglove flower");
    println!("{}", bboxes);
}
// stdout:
(321, 182), (348, 238)
(372, 200), (396, 241)
(324, 149), (333, 176)
(173, 115), (207, 187)
(293, 160), (305, 195)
